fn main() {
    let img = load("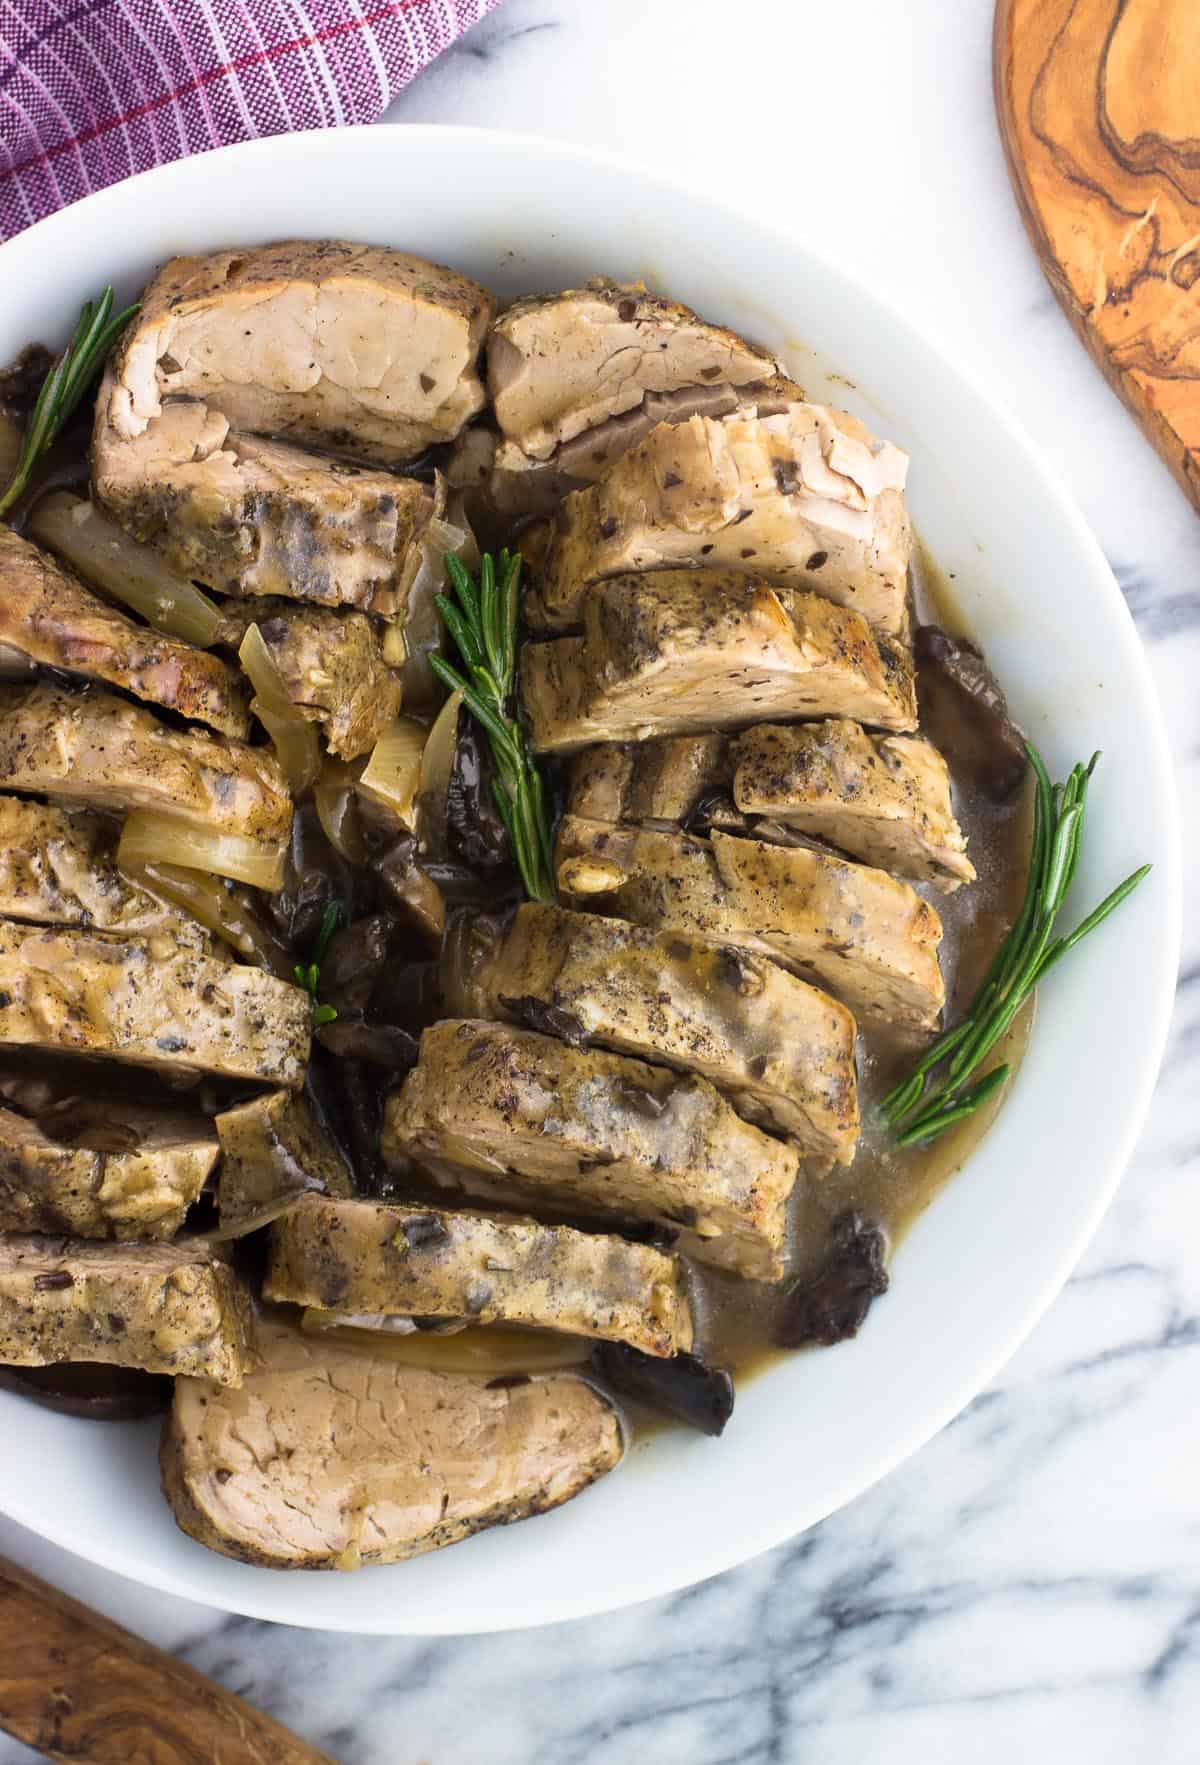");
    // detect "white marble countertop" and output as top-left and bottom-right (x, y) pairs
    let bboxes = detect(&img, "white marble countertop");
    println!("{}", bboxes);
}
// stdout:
(2, 2), (1197, 1760)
